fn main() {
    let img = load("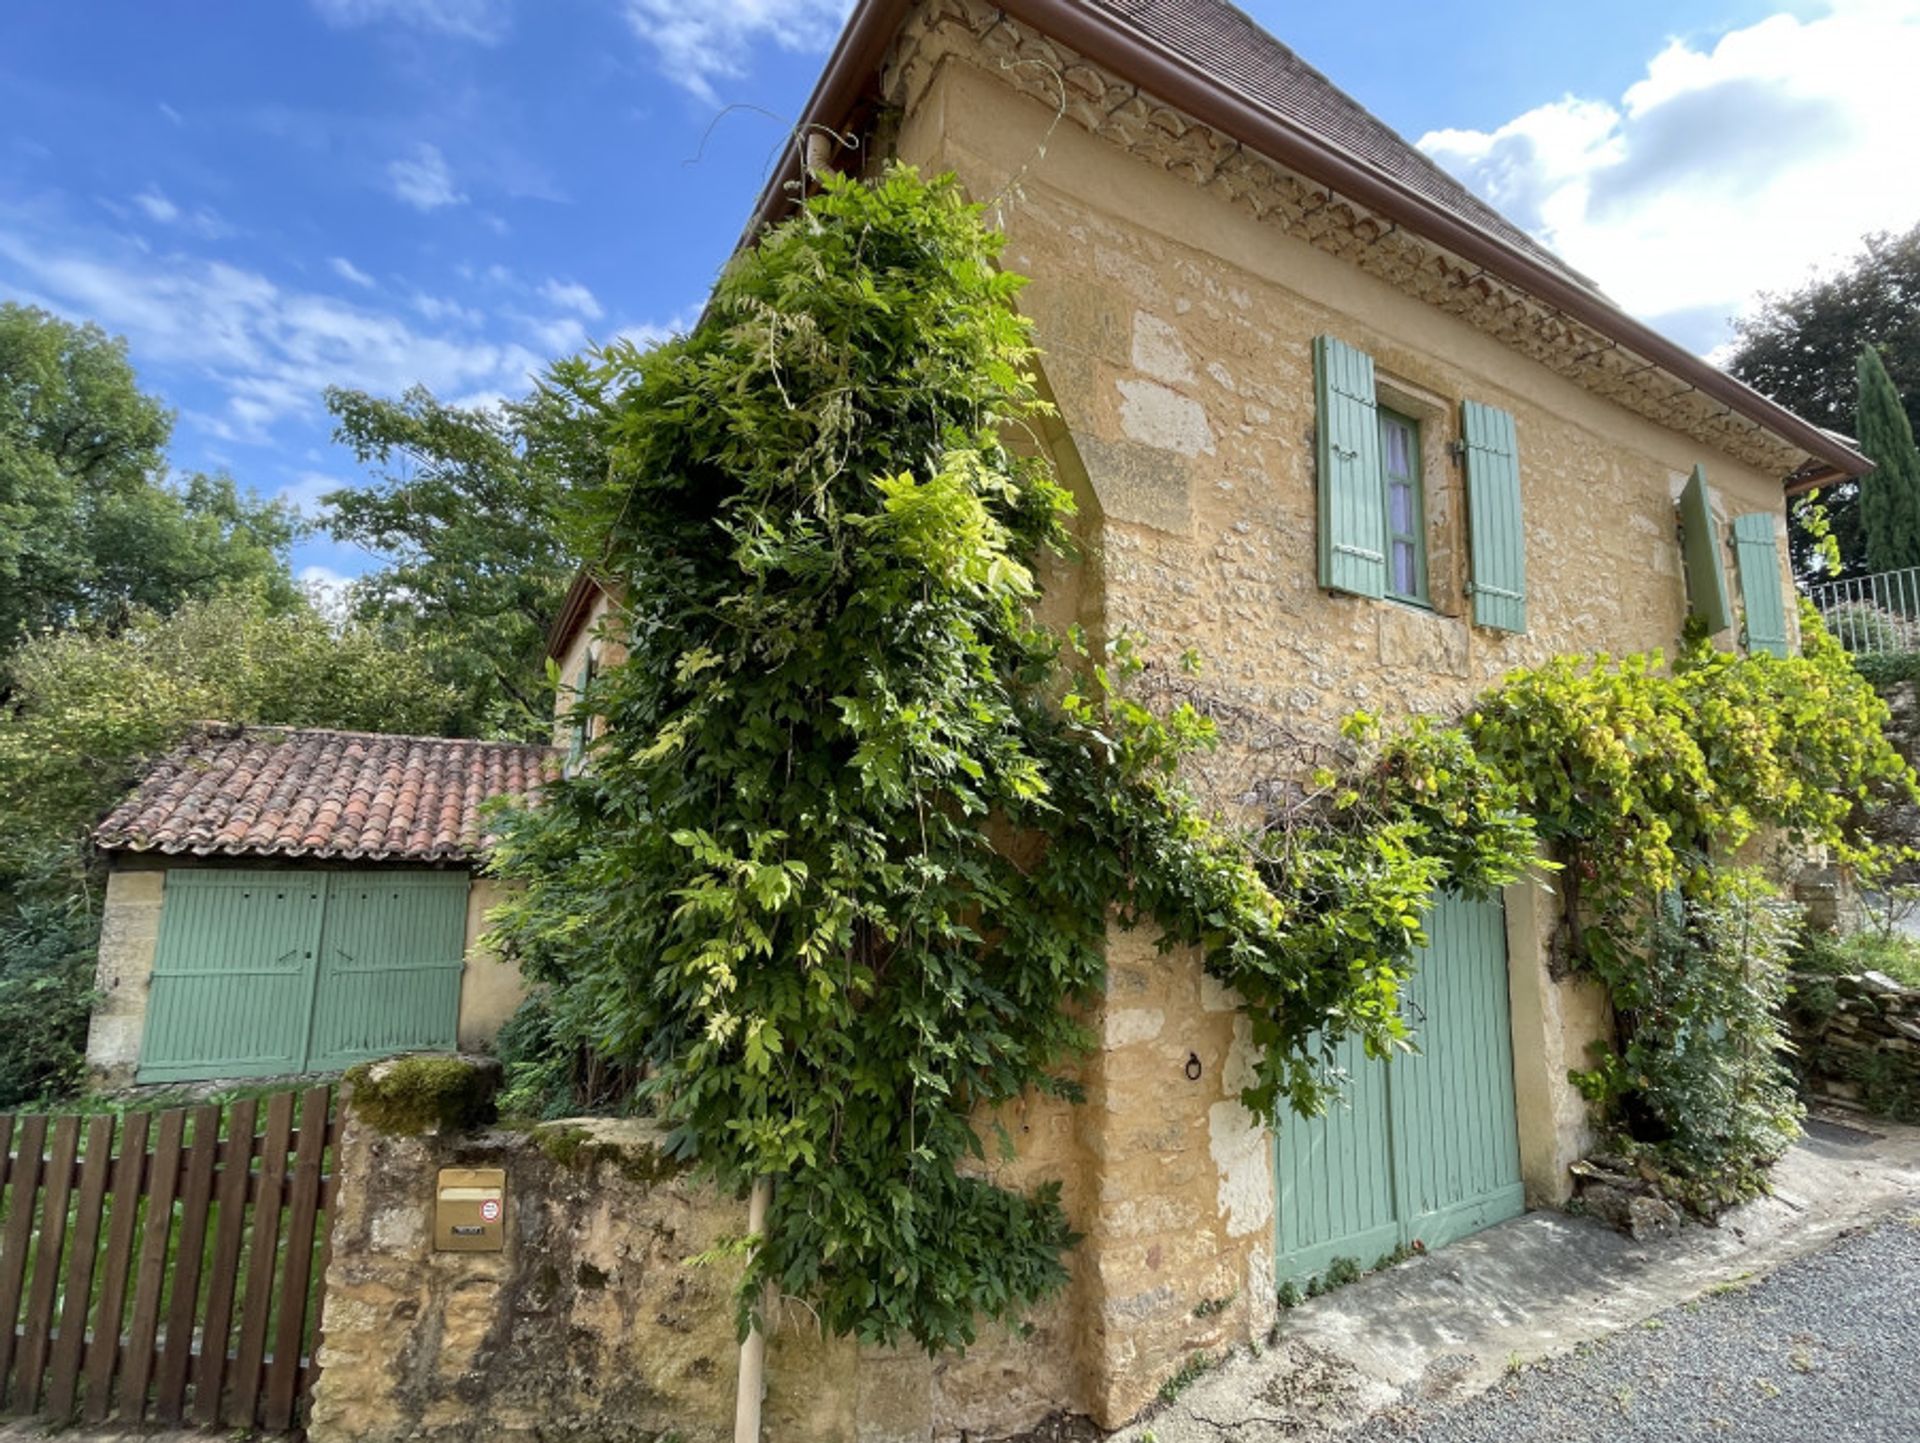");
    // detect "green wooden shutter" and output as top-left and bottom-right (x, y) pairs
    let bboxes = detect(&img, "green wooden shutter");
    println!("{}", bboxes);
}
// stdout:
(1461, 401), (1527, 632)
(1678, 465), (1733, 634)
(1315, 335), (1386, 598)
(1732, 512), (1790, 658)
(138, 872), (325, 1083)
(308, 871), (468, 1070)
